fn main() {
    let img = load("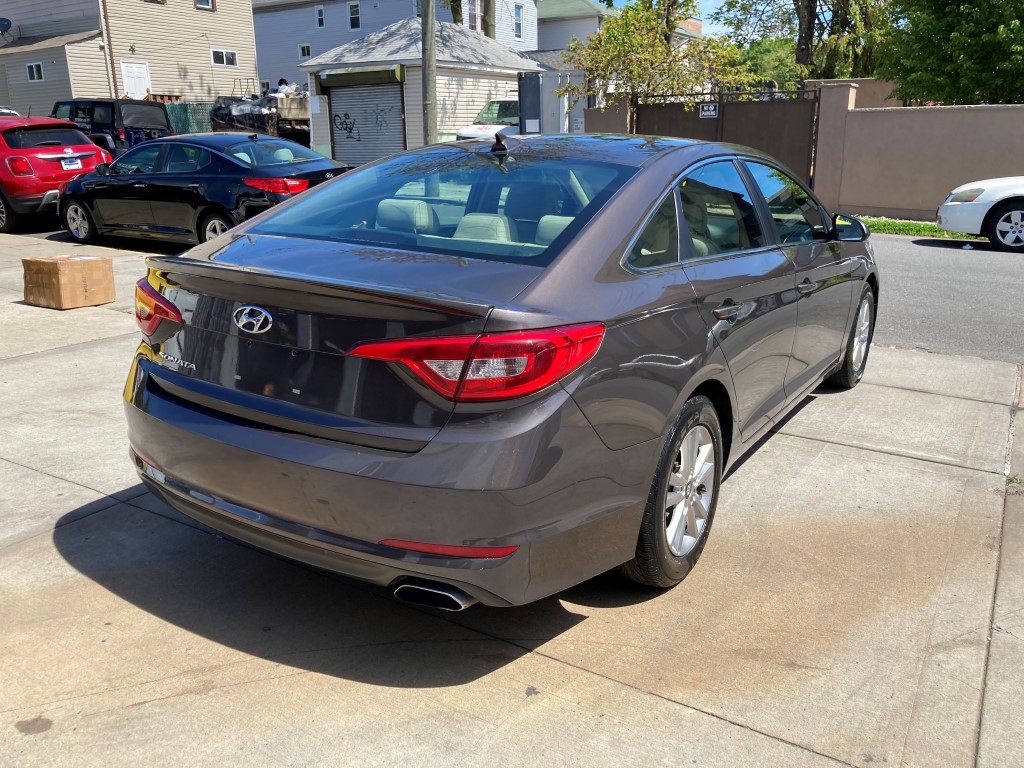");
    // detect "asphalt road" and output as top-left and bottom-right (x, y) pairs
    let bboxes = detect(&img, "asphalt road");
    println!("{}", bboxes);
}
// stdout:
(22, 220), (1024, 362)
